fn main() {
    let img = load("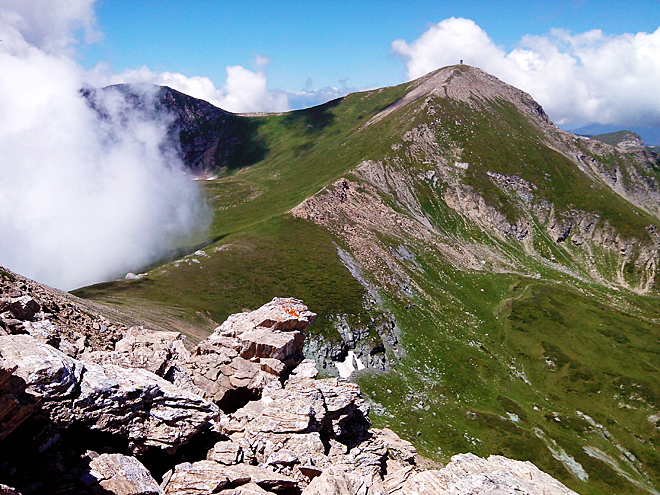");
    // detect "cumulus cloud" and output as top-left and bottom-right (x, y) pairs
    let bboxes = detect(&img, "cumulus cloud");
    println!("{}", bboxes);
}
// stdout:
(392, 17), (660, 127)
(0, 1), (210, 290)
(0, 0), (99, 52)
(89, 57), (289, 114)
